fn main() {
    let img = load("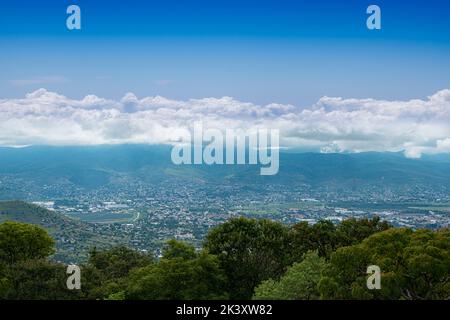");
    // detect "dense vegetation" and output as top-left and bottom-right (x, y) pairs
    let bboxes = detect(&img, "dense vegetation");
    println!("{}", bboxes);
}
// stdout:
(0, 216), (449, 300)
(0, 201), (125, 262)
